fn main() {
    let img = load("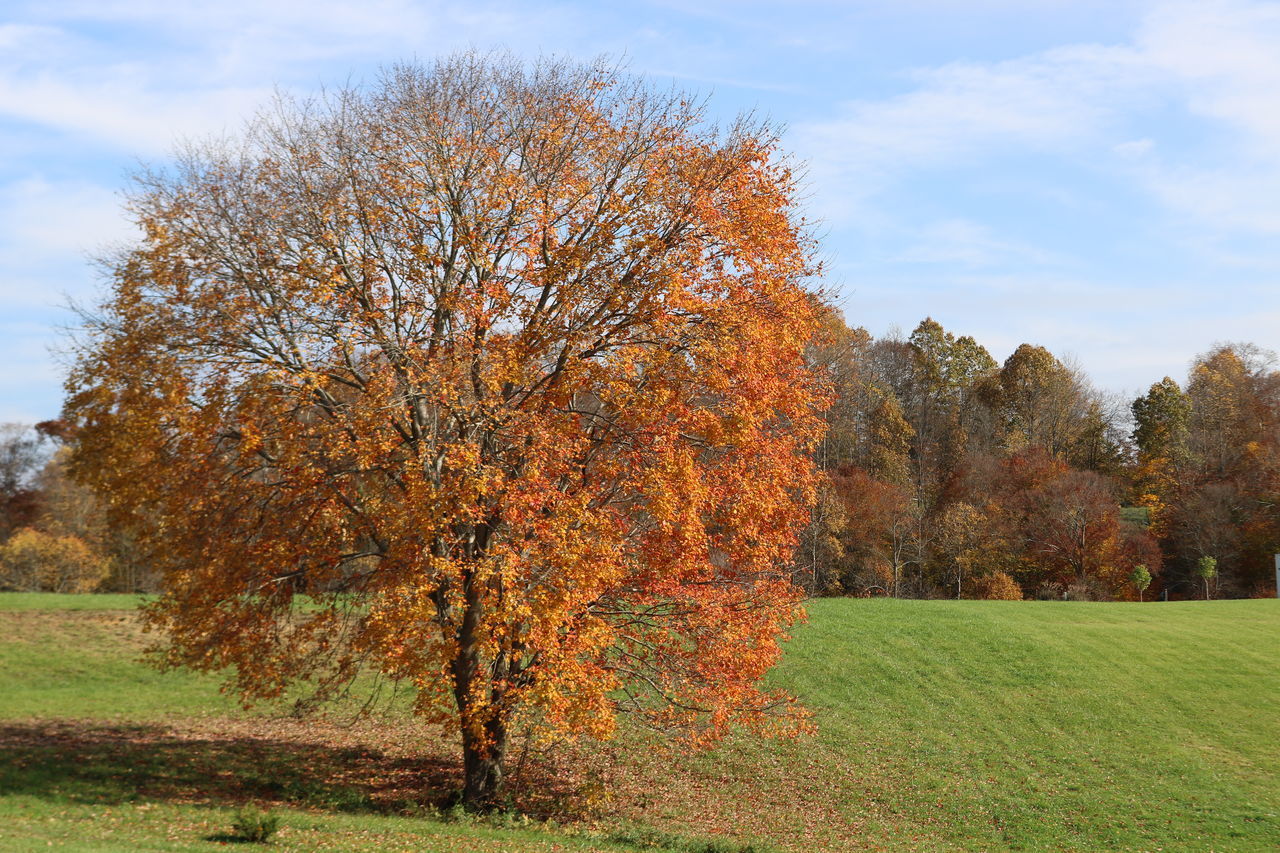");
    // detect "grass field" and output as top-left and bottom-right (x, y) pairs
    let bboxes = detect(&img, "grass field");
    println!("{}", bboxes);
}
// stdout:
(2, 593), (1277, 851)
